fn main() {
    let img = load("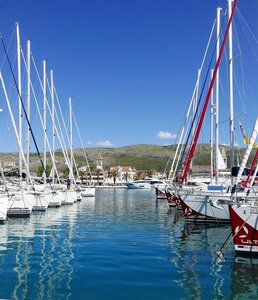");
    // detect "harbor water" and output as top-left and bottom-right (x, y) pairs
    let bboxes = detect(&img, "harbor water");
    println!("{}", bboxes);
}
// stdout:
(0, 189), (257, 299)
